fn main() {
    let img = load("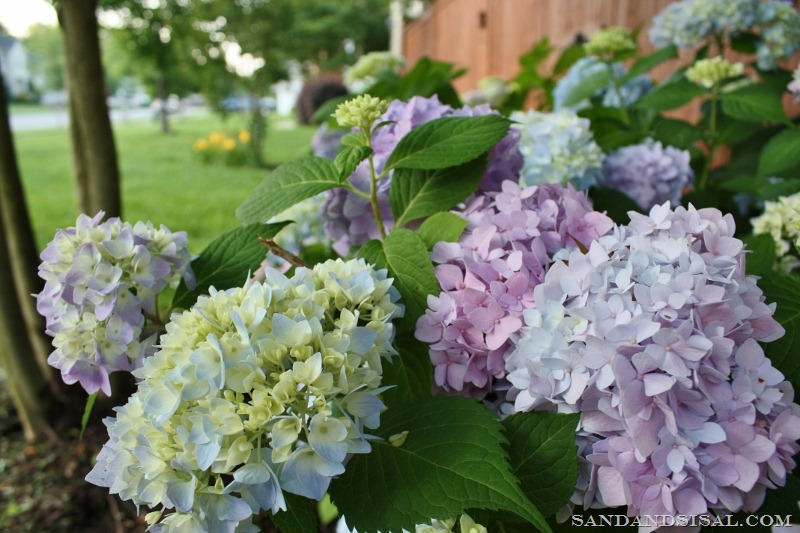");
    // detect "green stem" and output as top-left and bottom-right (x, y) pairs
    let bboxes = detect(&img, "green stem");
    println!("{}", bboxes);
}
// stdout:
(607, 61), (630, 125)
(698, 87), (719, 191)
(363, 128), (387, 240)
